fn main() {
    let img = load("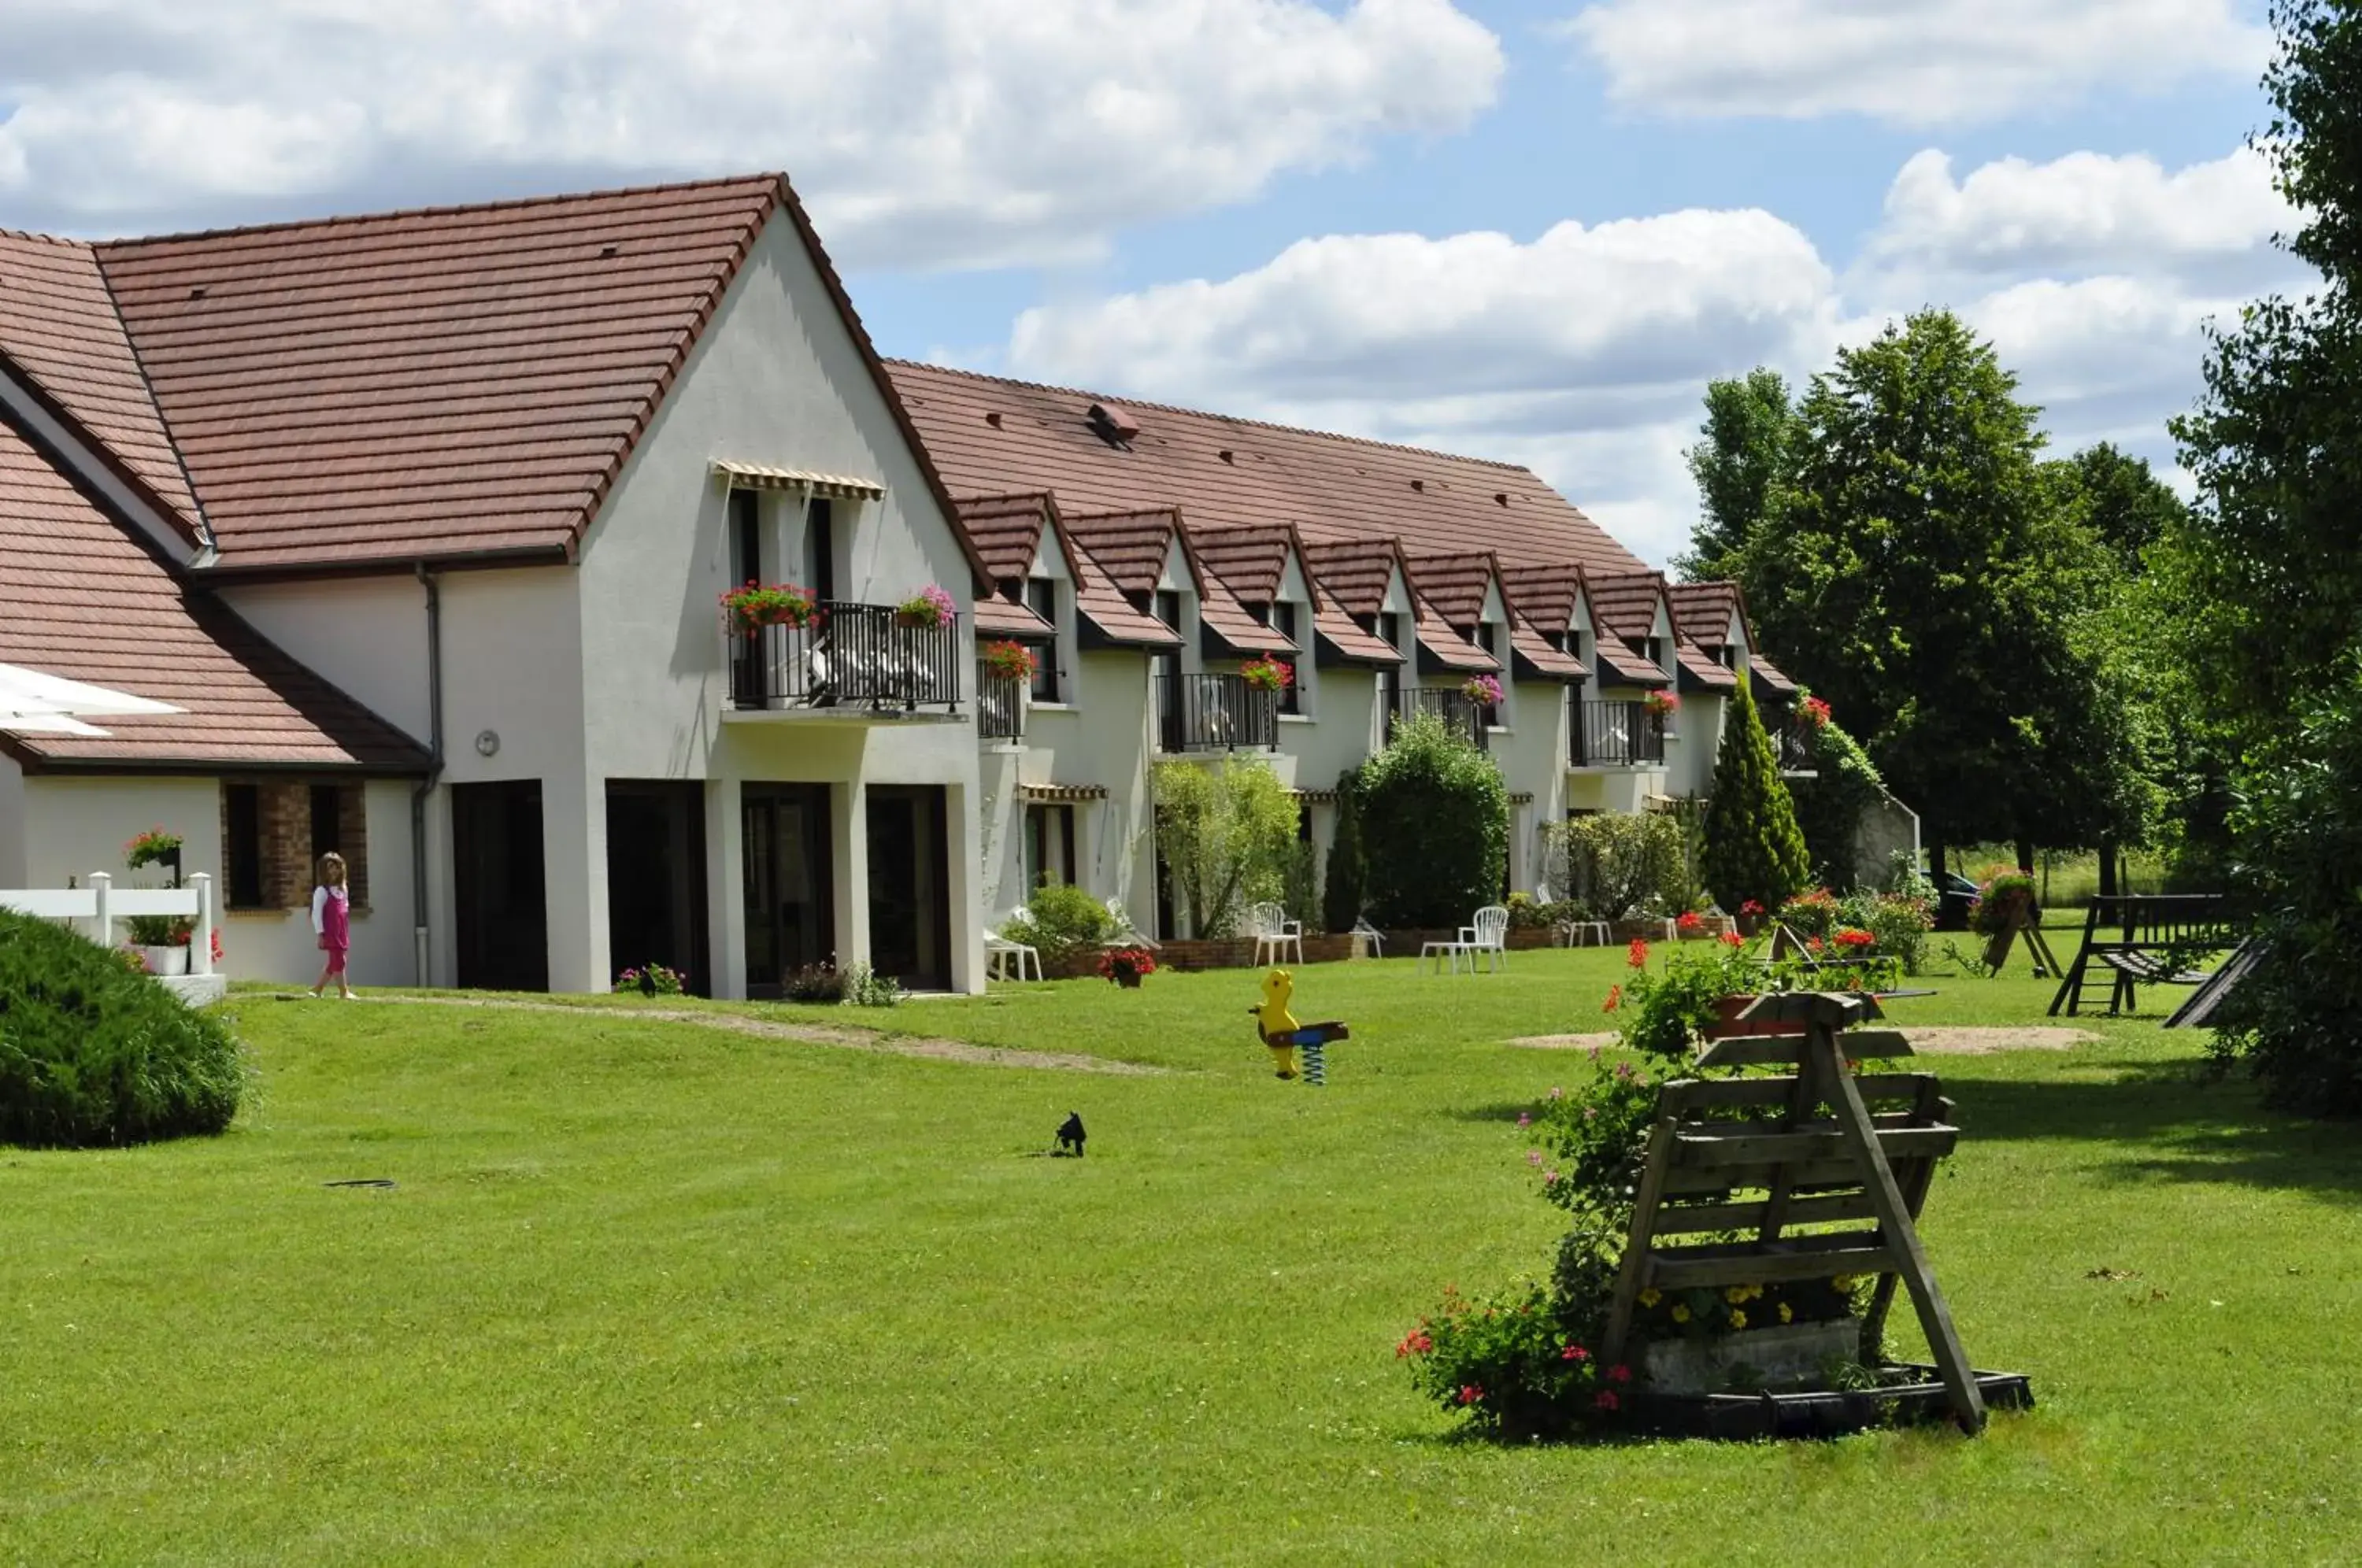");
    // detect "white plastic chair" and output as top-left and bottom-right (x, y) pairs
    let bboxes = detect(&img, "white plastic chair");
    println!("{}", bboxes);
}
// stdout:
(984, 908), (1042, 982)
(1249, 900), (1303, 967)
(1350, 916), (1386, 958)
(1453, 904), (1510, 974)
(1105, 896), (1161, 950)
